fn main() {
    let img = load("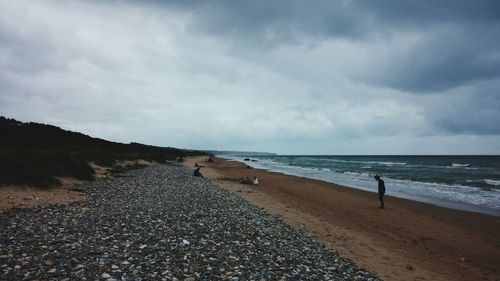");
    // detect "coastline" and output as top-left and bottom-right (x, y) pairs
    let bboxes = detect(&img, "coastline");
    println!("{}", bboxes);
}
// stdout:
(224, 155), (500, 217)
(184, 156), (500, 281)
